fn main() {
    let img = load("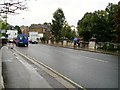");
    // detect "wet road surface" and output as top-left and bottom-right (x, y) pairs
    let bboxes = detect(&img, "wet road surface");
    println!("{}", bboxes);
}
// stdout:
(14, 44), (118, 88)
(2, 46), (67, 88)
